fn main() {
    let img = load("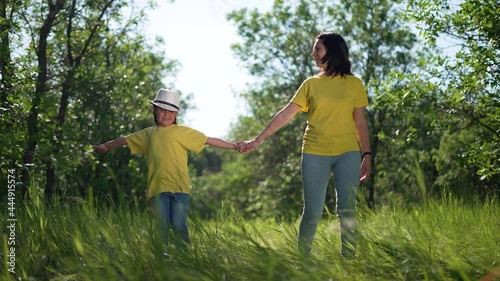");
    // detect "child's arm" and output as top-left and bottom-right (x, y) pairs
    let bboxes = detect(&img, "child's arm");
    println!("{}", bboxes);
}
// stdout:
(205, 137), (237, 150)
(93, 137), (127, 153)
